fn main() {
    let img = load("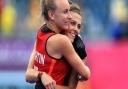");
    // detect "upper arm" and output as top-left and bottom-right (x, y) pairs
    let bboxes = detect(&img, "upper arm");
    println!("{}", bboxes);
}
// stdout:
(58, 35), (82, 65)
(47, 34), (80, 62)
(48, 35), (90, 78)
(27, 41), (36, 69)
